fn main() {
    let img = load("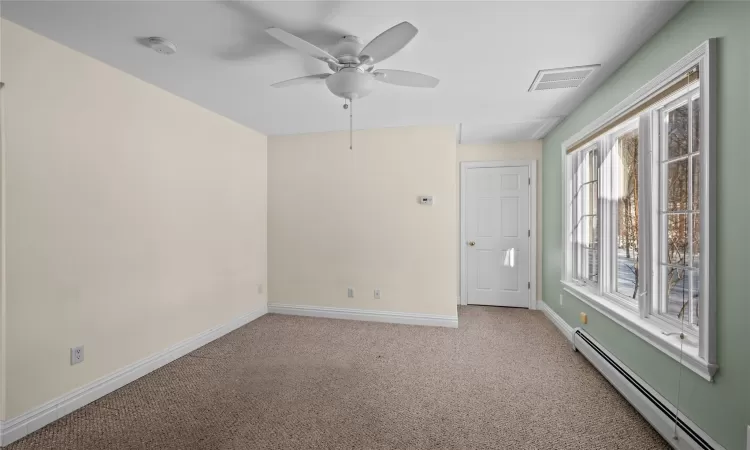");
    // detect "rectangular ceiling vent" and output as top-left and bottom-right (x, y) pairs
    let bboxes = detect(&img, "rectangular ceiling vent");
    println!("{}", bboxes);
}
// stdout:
(528, 65), (600, 92)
